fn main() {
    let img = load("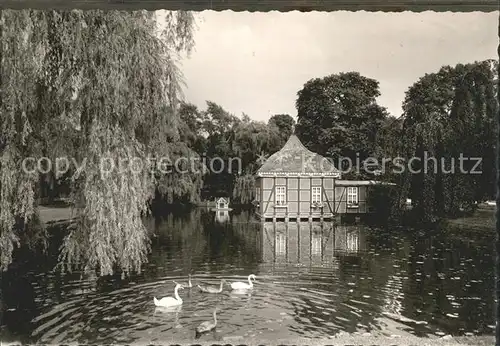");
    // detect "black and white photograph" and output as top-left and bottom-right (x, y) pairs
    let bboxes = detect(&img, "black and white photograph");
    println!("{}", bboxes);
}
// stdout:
(0, 6), (498, 346)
